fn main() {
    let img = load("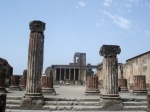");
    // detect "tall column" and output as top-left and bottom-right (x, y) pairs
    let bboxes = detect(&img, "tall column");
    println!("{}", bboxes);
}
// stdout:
(99, 45), (123, 111)
(20, 20), (45, 109)
(59, 68), (61, 80)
